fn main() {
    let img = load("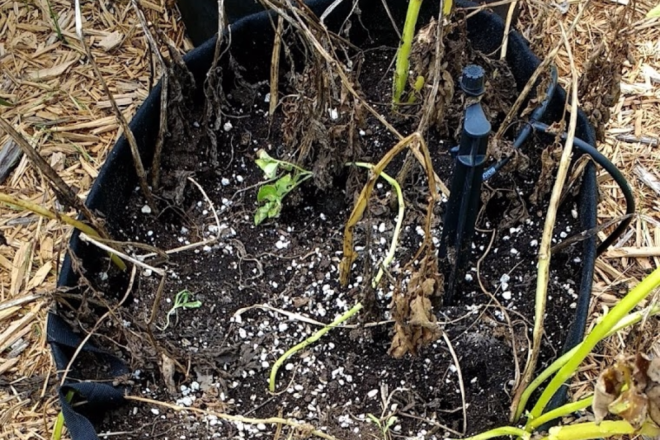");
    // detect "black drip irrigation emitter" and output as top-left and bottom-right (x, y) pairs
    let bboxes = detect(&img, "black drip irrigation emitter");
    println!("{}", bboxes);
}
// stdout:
(439, 65), (491, 305)
(440, 61), (636, 428)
